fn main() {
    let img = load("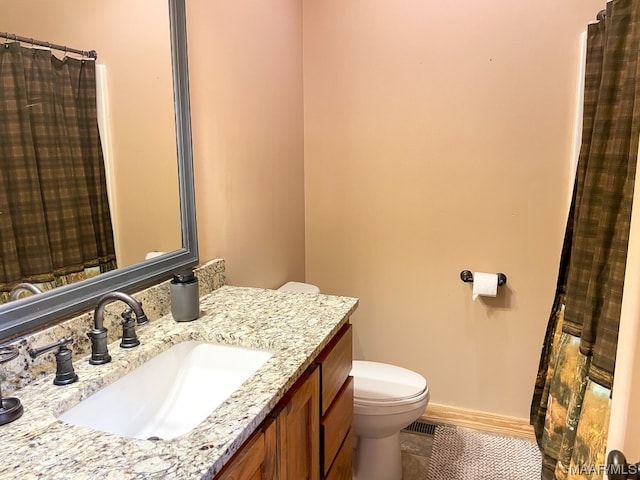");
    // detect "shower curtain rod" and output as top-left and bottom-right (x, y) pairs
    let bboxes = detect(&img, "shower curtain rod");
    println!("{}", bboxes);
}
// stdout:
(0, 32), (97, 59)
